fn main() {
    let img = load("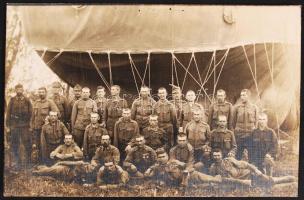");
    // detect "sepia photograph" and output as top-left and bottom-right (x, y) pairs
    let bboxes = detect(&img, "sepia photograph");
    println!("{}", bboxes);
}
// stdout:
(3, 4), (301, 197)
